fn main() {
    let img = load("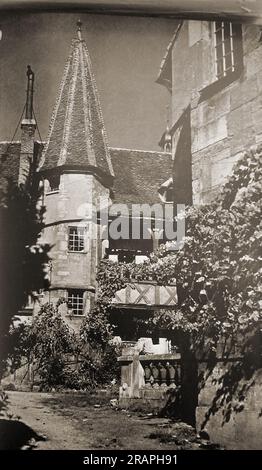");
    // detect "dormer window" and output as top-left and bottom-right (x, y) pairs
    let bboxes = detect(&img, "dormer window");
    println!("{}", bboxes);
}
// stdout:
(213, 22), (243, 80)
